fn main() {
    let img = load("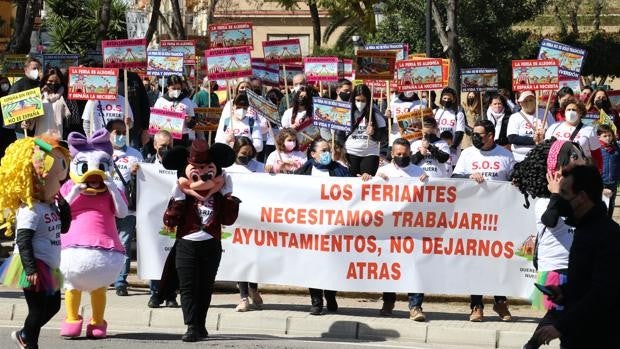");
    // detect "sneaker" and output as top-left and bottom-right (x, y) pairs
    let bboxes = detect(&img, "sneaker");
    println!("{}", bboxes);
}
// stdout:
(493, 301), (513, 321)
(115, 285), (128, 297)
(469, 305), (484, 322)
(309, 305), (323, 315)
(10, 330), (27, 348)
(380, 301), (394, 316)
(248, 289), (264, 310)
(409, 306), (426, 322)
(147, 296), (162, 308)
(235, 298), (250, 312)
(165, 299), (179, 308)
